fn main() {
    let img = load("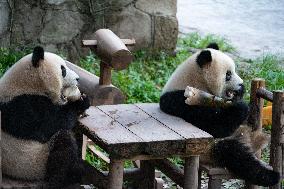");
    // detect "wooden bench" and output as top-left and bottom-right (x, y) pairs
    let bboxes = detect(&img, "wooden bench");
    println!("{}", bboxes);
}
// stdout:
(79, 103), (213, 189)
